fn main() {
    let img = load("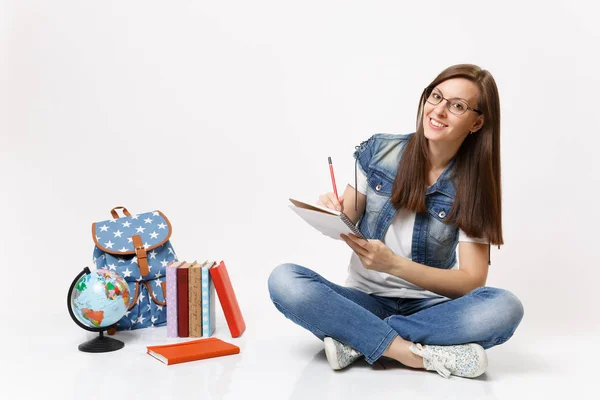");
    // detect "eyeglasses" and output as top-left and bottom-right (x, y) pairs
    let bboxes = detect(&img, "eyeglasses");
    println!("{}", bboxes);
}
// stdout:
(424, 87), (482, 116)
